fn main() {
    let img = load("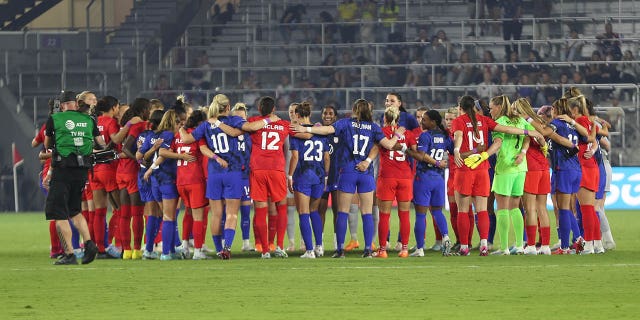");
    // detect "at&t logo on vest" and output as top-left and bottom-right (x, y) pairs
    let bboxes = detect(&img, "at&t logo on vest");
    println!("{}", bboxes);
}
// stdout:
(65, 120), (76, 130)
